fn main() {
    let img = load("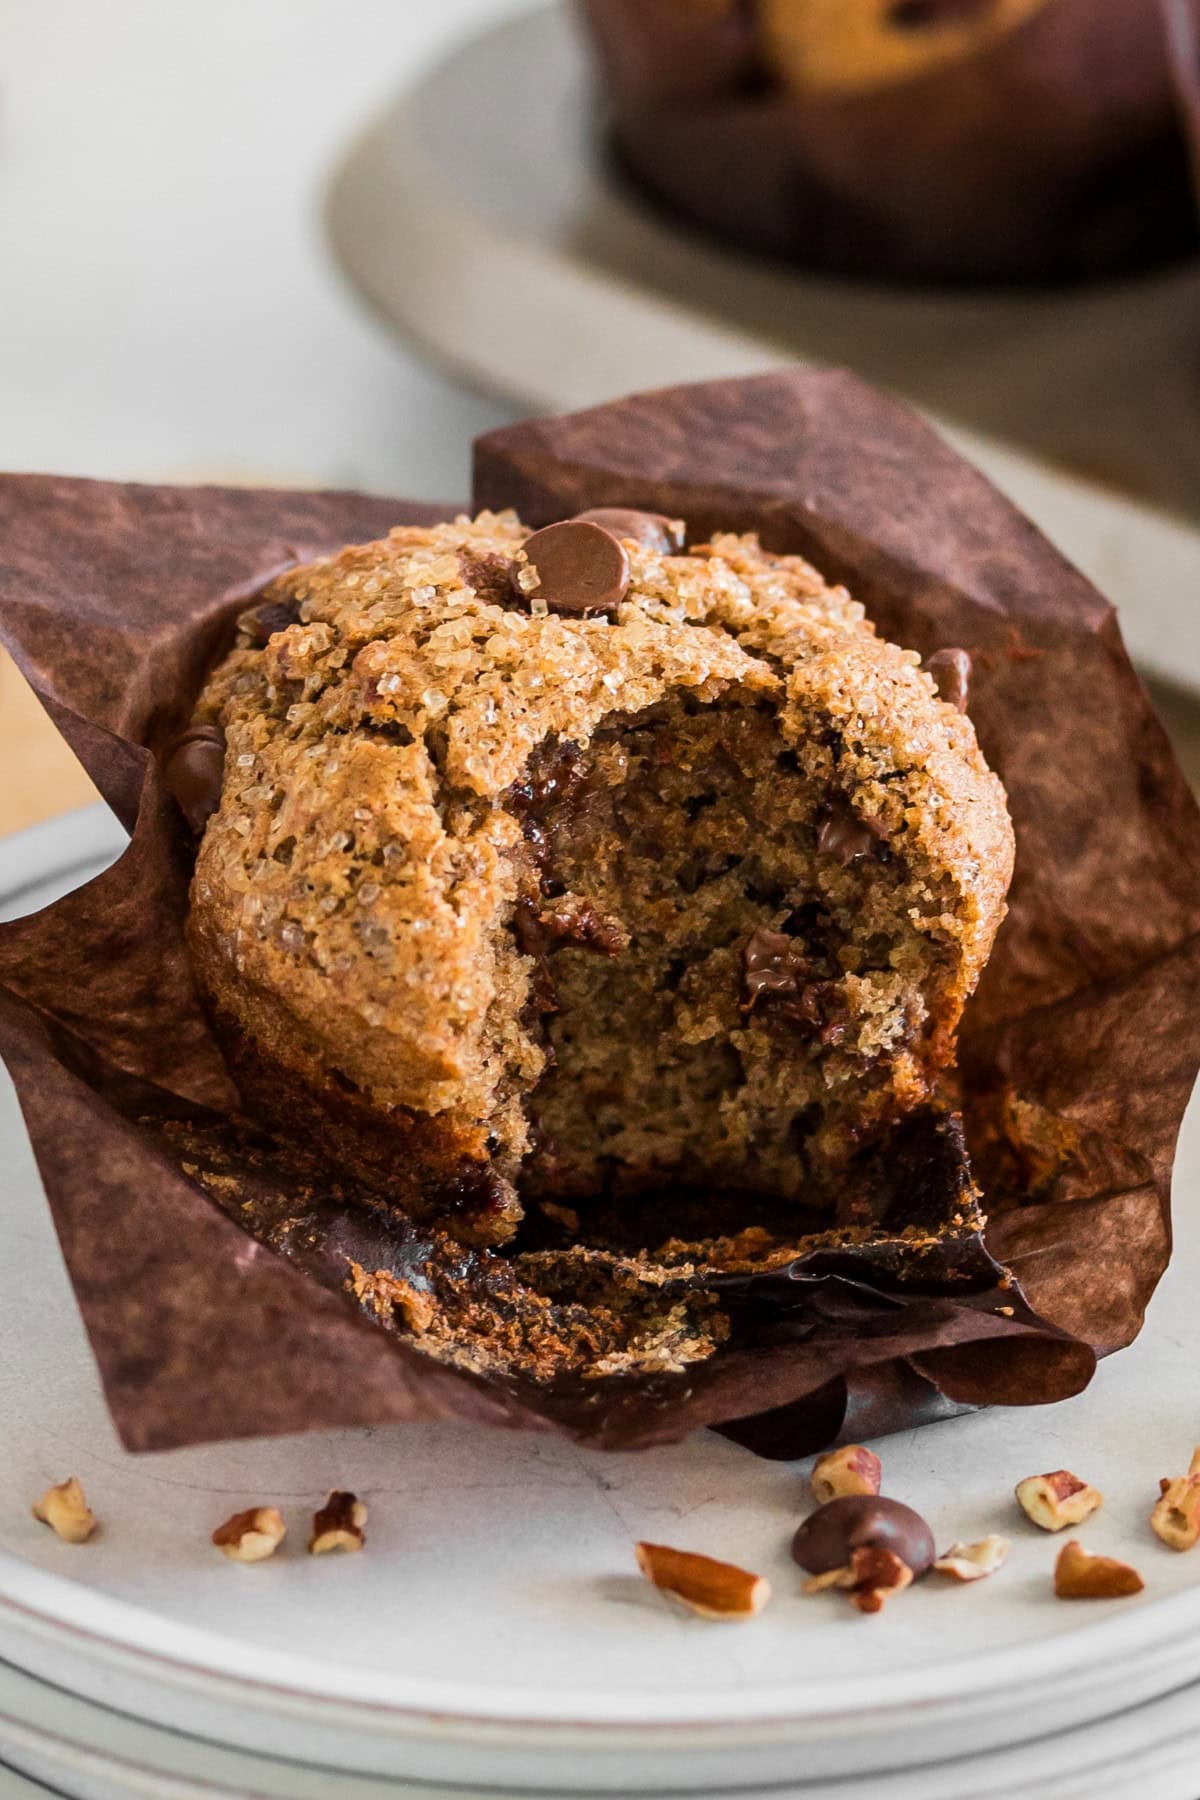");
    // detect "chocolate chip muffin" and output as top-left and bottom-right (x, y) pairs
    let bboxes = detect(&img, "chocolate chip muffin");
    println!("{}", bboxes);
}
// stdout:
(578, 0), (1198, 285)
(183, 509), (1013, 1249)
